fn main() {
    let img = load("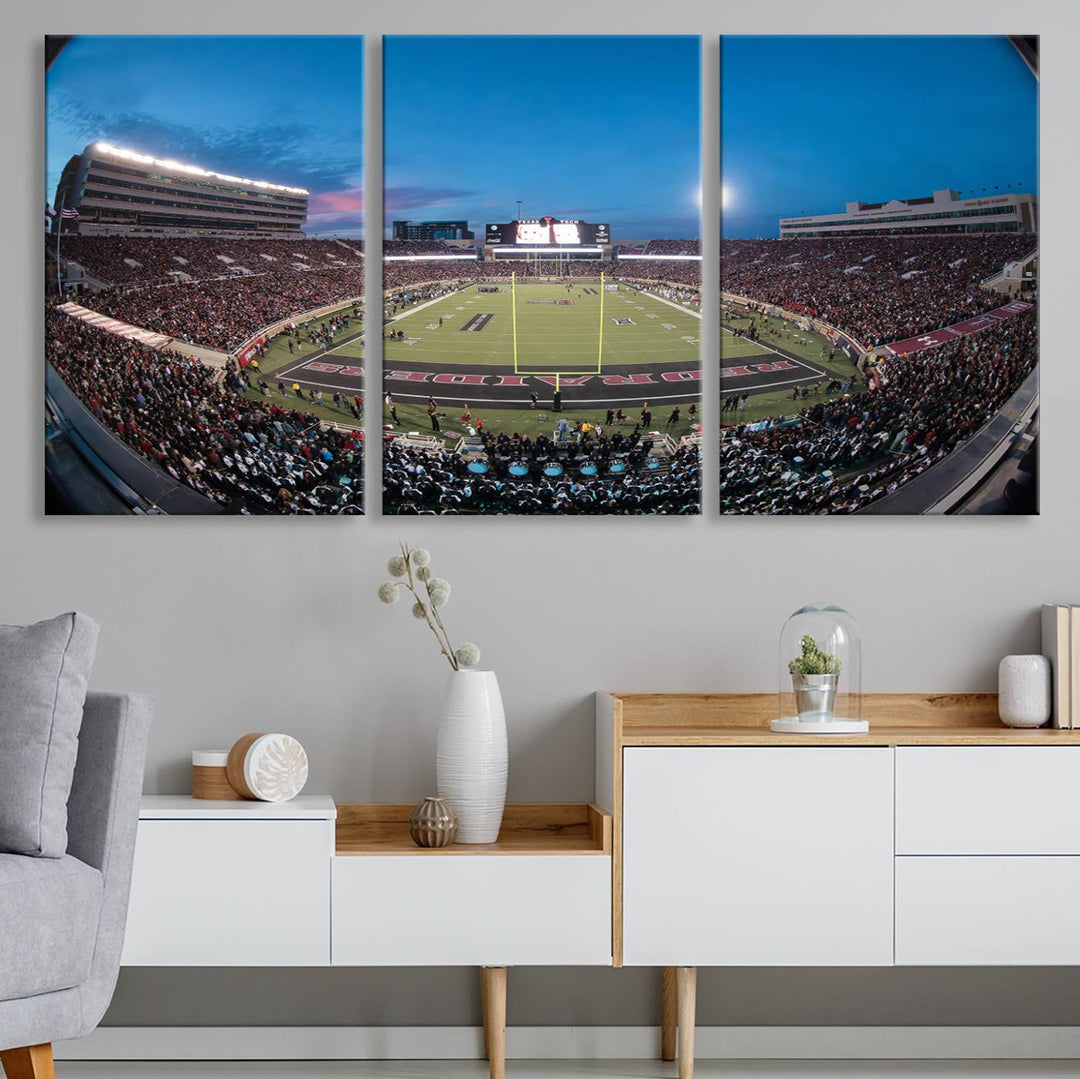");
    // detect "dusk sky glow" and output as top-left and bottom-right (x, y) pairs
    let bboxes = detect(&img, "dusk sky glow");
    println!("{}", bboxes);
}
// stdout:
(721, 35), (1038, 238)
(46, 36), (365, 237)
(384, 36), (701, 241)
